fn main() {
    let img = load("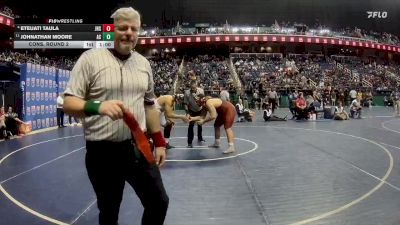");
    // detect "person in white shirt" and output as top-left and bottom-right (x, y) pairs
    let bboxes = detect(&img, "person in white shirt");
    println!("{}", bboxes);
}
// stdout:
(220, 86), (230, 102)
(268, 88), (278, 113)
(334, 102), (349, 120)
(253, 91), (260, 110)
(393, 90), (400, 116)
(350, 96), (362, 119)
(235, 99), (244, 122)
(349, 89), (357, 102)
(1, 106), (7, 139)
(263, 103), (287, 121)
(56, 94), (65, 127)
